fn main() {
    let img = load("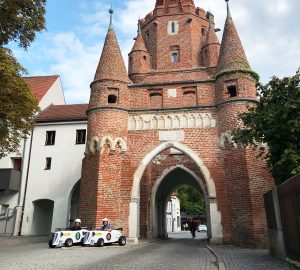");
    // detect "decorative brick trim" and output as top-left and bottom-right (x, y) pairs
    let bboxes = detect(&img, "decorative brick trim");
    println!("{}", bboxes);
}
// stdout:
(129, 112), (217, 130)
